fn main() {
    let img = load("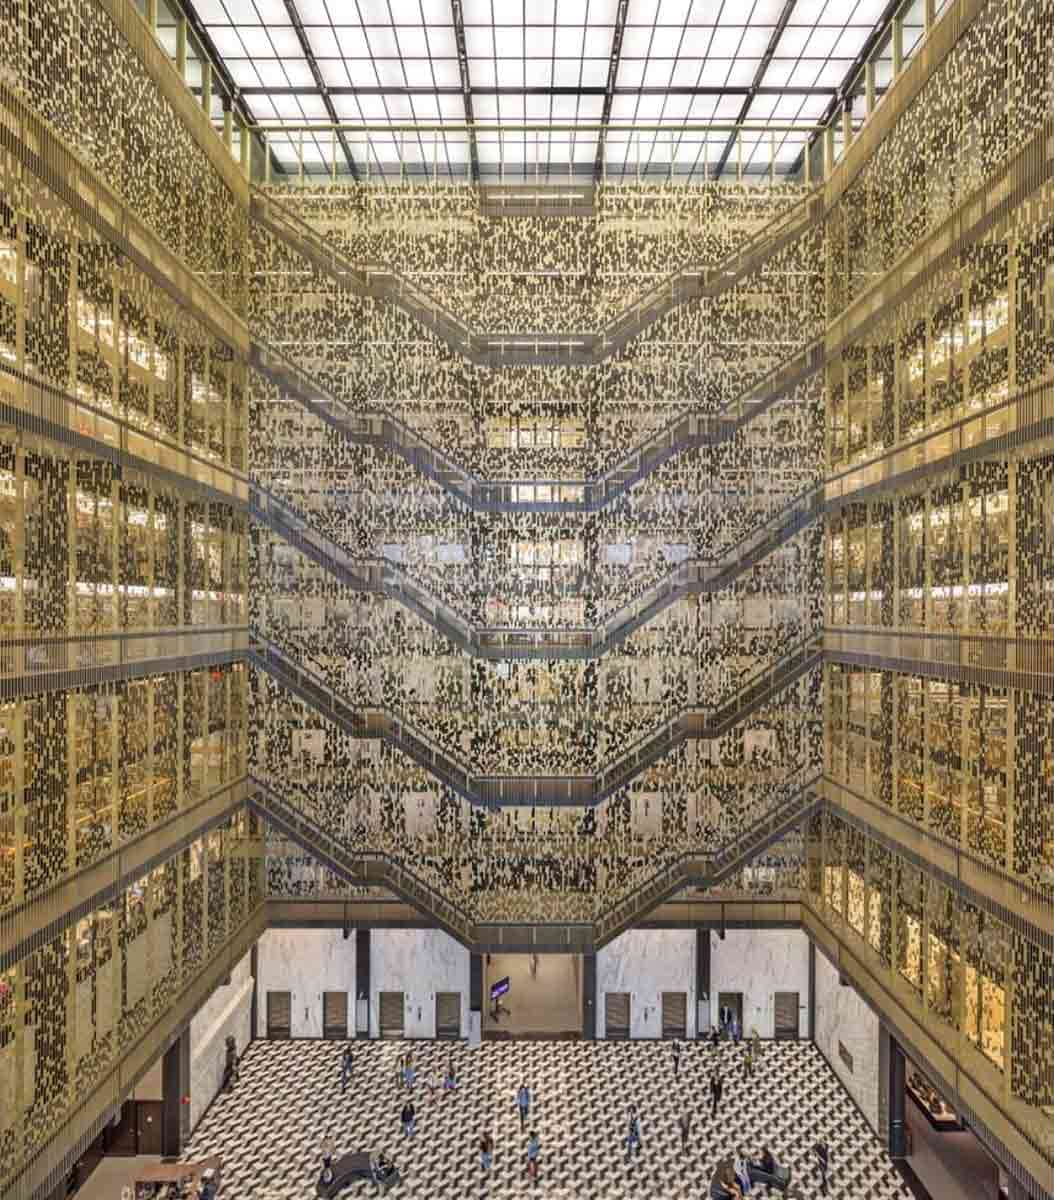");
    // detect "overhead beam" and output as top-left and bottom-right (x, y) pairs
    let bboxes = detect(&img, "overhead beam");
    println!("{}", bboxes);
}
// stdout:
(235, 85), (840, 99)
(594, 0), (629, 180)
(282, 0), (358, 178)
(713, 0), (797, 180)
(451, 0), (480, 181)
